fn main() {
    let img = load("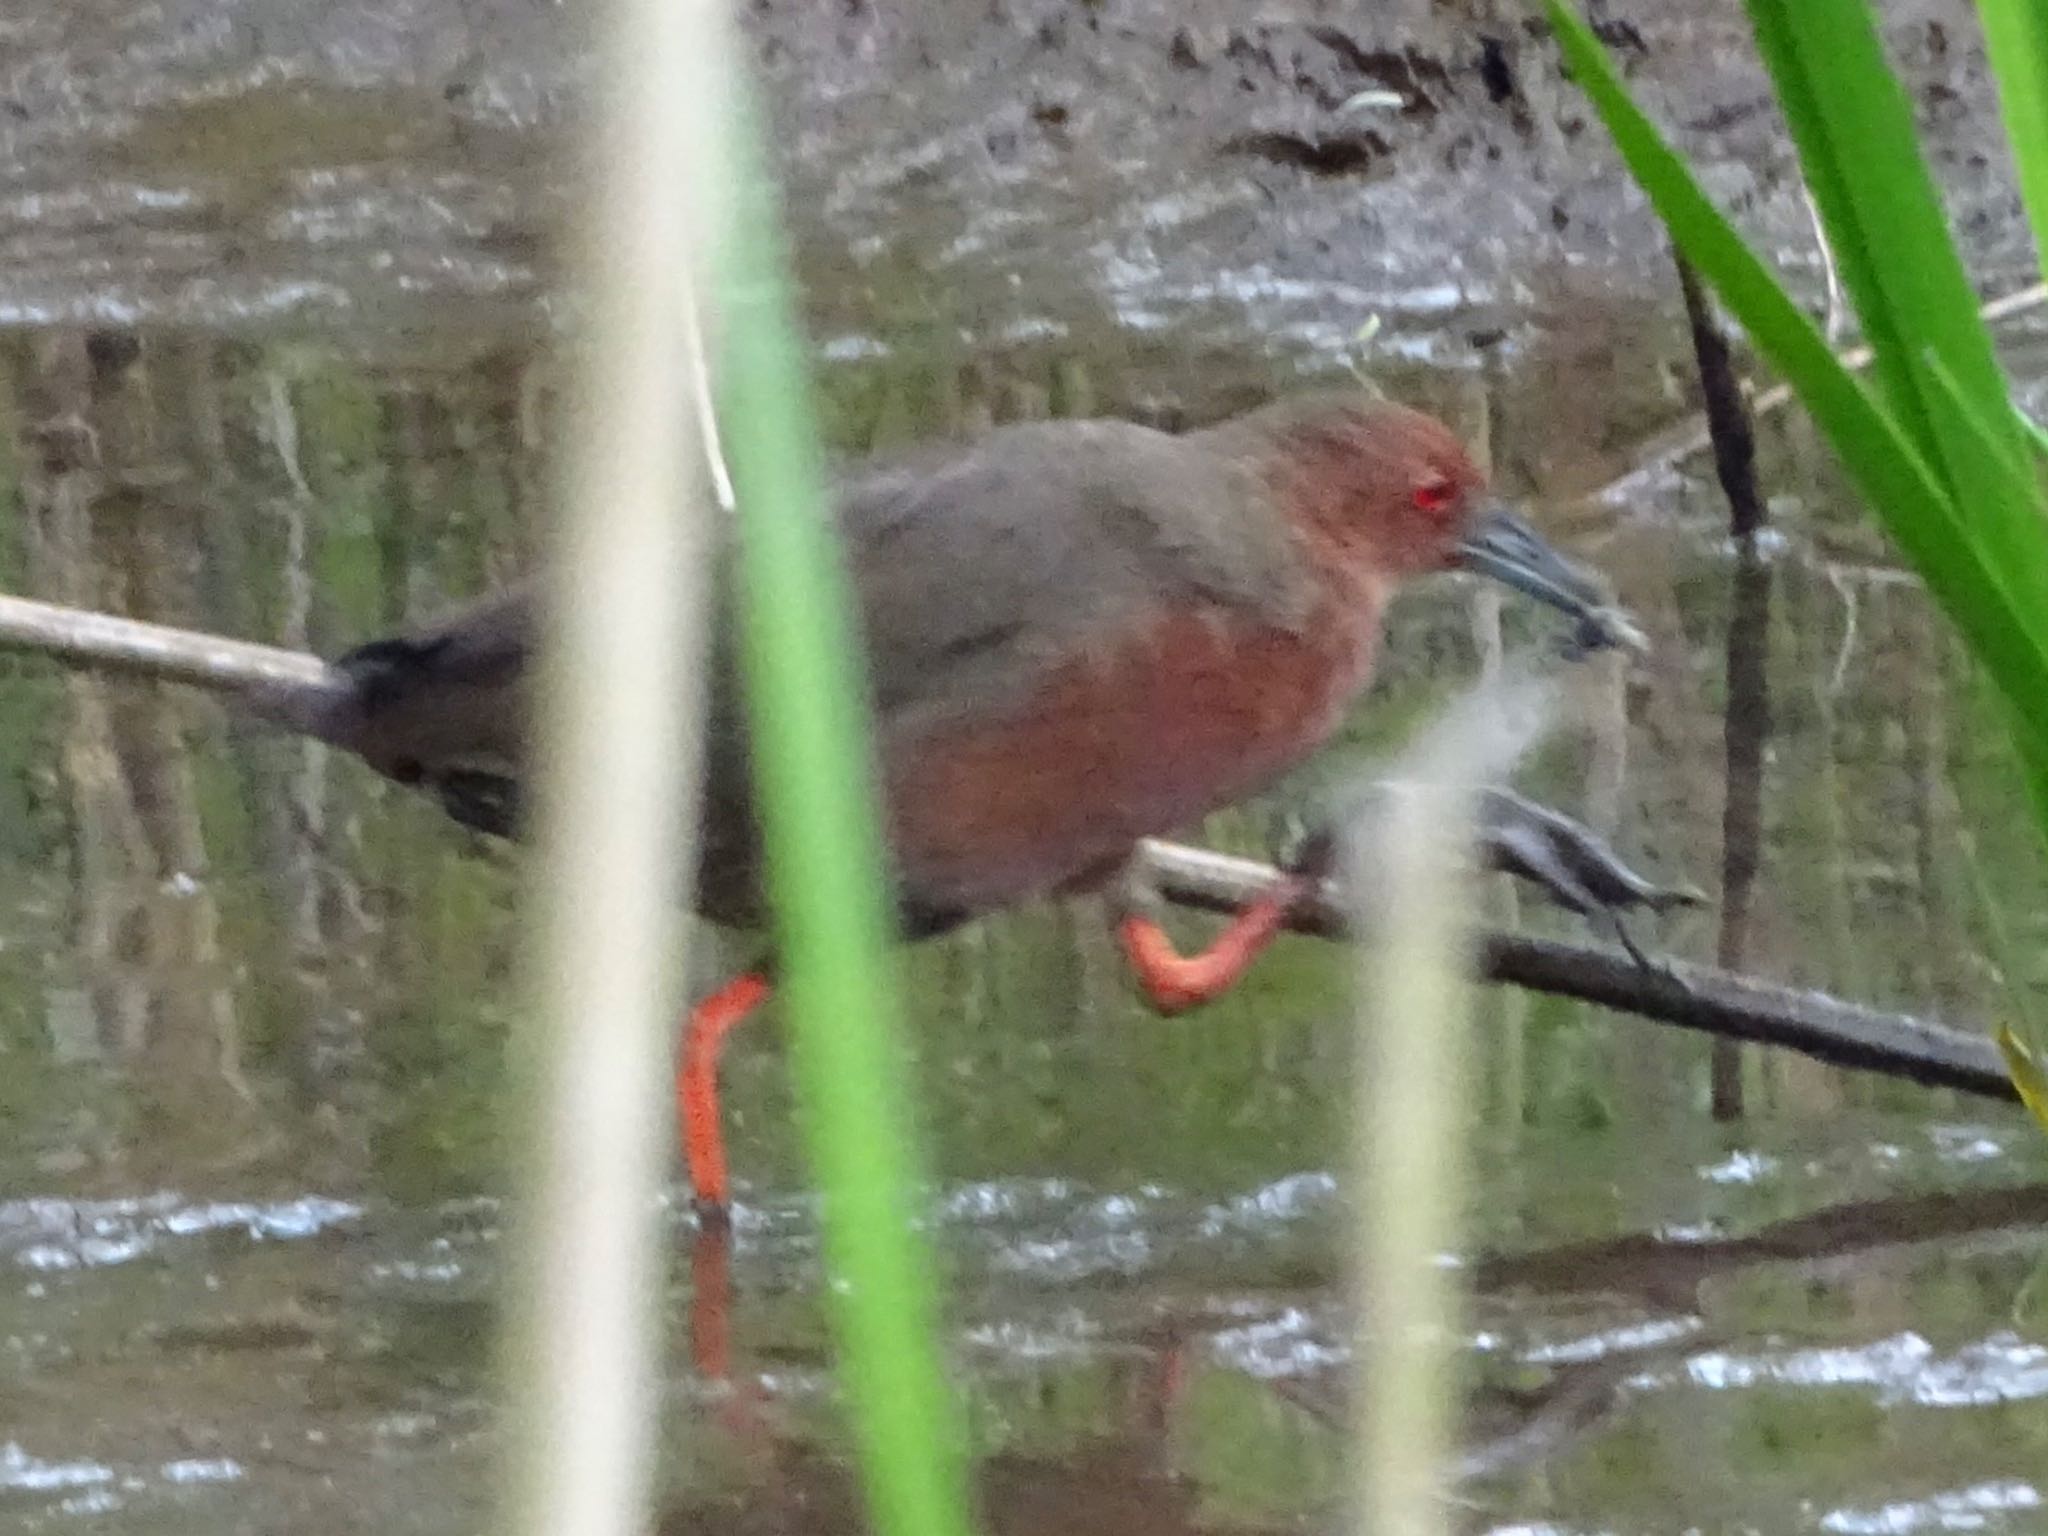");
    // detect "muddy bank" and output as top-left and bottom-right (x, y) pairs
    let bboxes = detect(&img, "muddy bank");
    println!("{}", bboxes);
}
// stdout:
(0, 0), (2028, 381)
(765, 0), (2028, 368)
